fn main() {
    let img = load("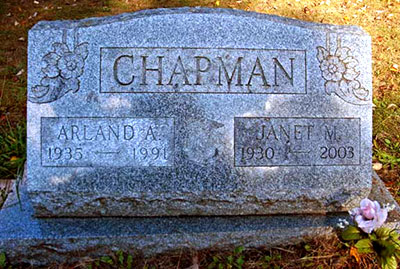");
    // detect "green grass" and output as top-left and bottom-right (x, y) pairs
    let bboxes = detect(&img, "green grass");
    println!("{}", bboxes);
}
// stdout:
(373, 96), (400, 170)
(0, 118), (26, 180)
